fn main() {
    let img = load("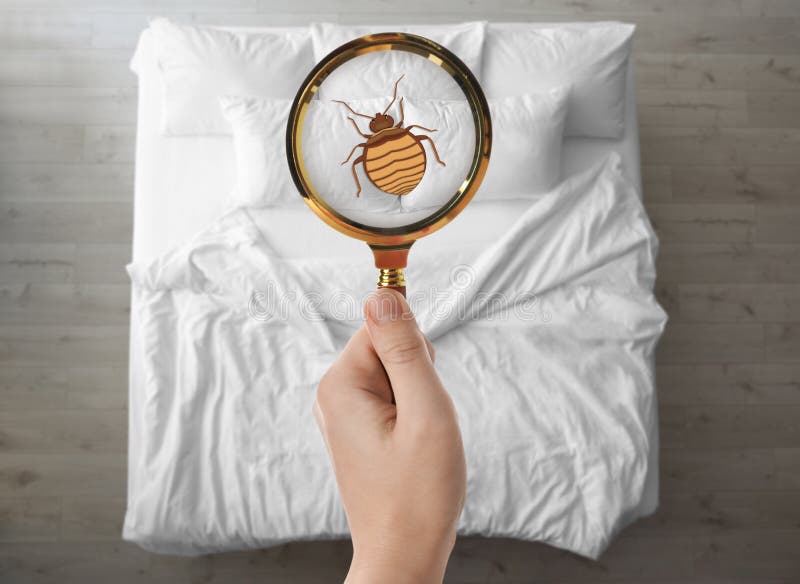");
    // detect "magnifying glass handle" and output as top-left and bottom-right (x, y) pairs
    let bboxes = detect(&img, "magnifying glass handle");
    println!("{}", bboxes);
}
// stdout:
(377, 267), (406, 297)
(371, 244), (410, 299)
